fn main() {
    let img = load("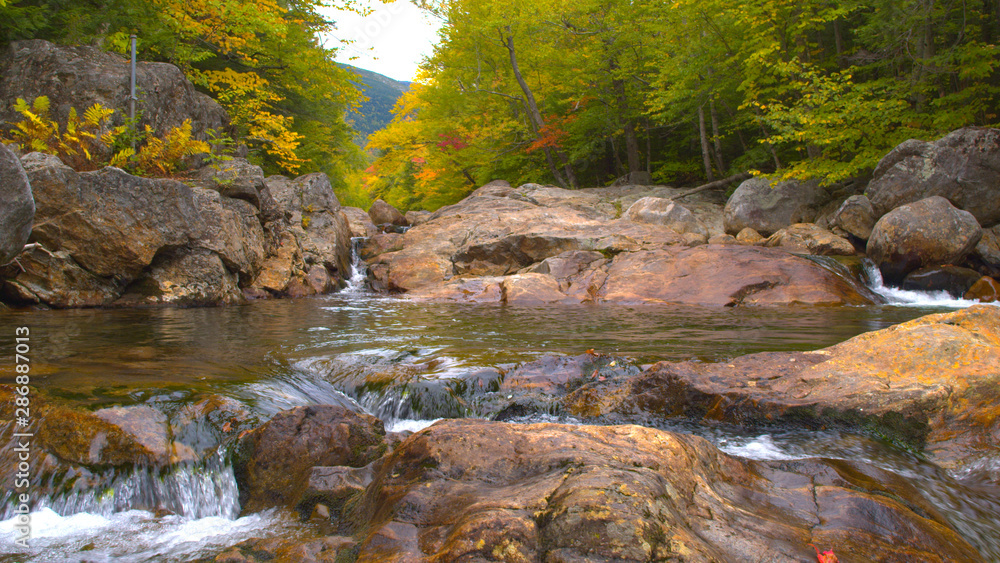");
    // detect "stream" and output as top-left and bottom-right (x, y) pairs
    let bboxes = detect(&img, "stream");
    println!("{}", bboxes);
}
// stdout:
(0, 257), (997, 561)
